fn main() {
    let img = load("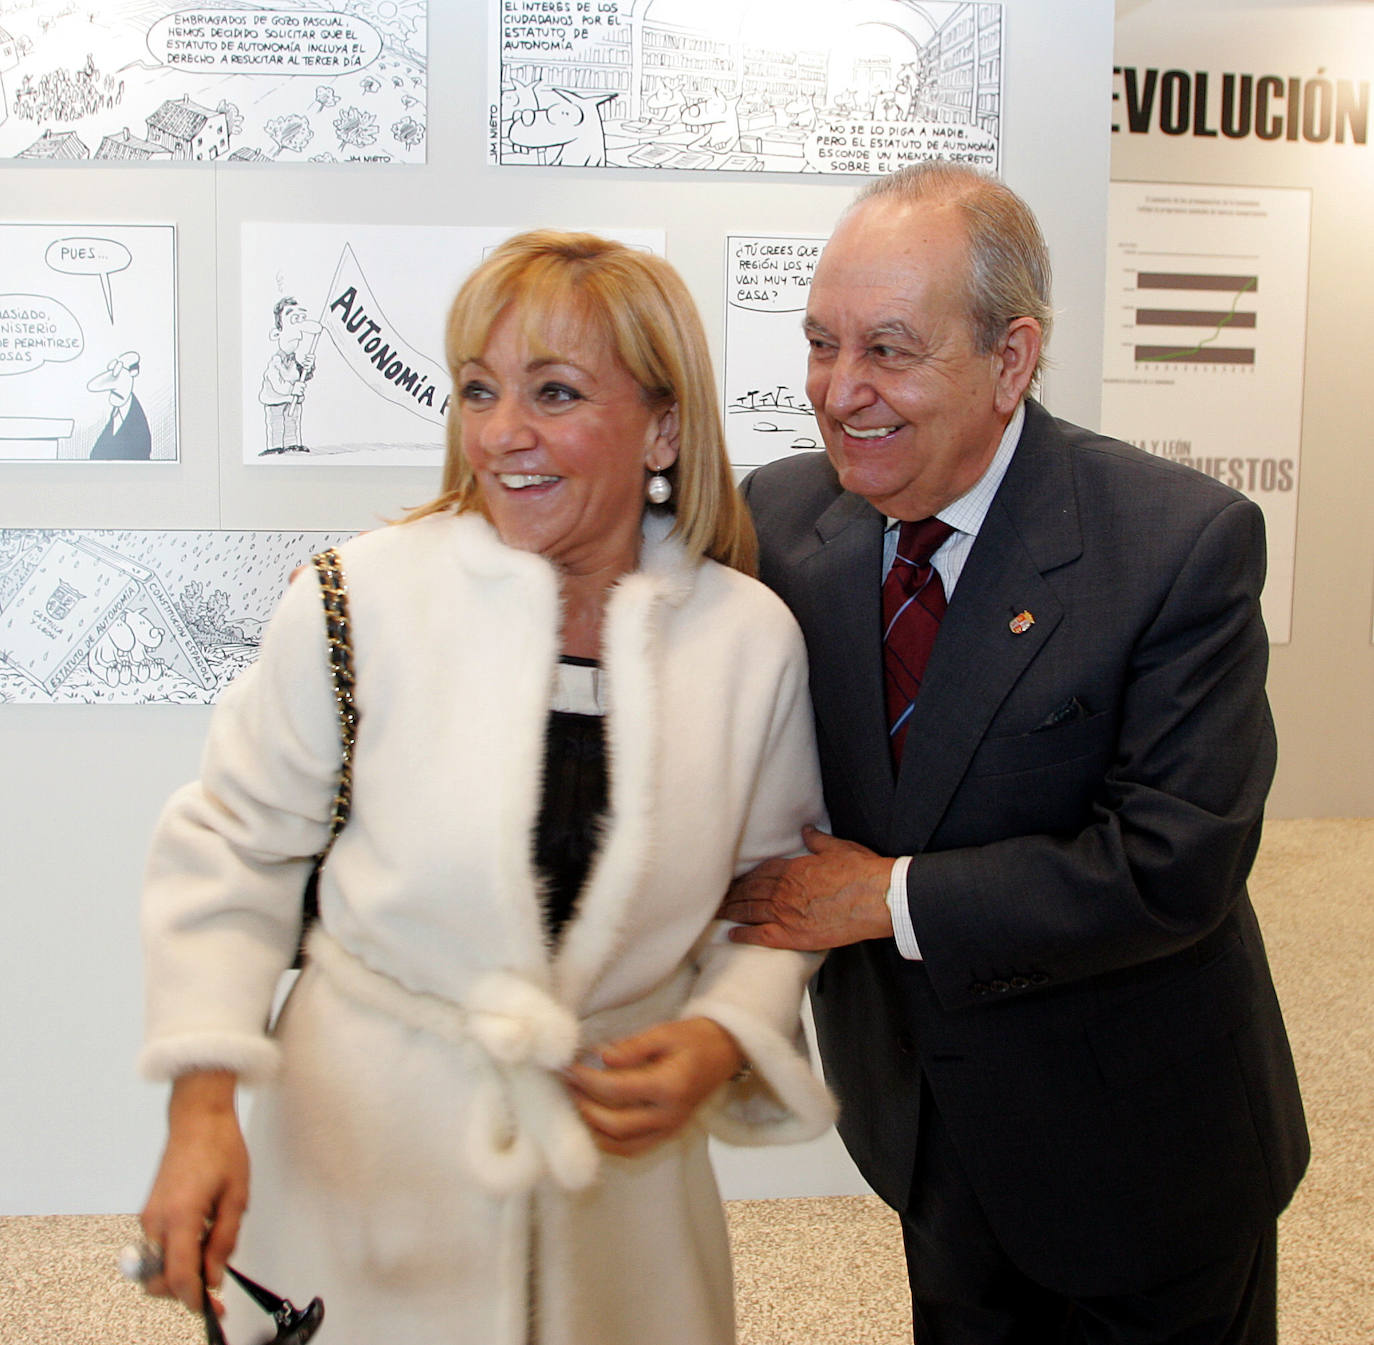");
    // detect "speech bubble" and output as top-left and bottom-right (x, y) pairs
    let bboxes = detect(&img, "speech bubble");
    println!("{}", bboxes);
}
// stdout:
(803, 119), (1000, 176)
(45, 237), (132, 323)
(0, 295), (84, 375)
(728, 237), (823, 314)
(147, 8), (382, 76)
